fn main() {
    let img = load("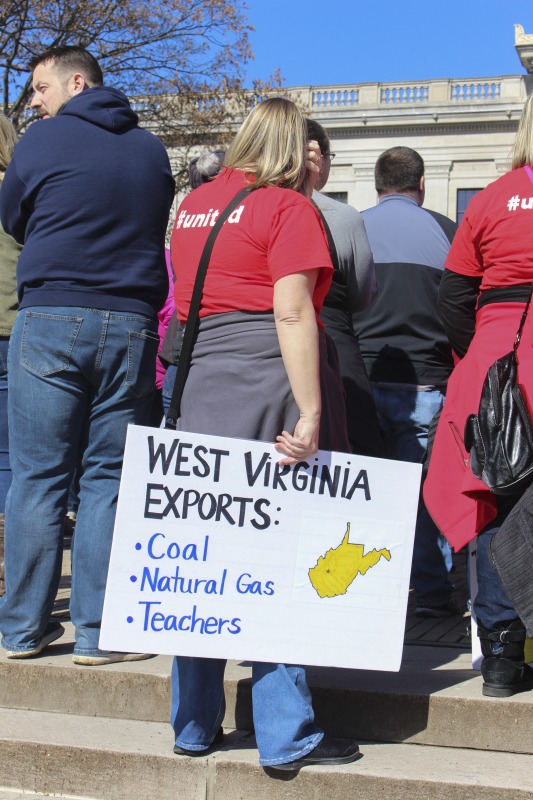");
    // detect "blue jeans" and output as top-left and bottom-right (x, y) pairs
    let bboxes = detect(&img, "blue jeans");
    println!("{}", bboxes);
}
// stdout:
(372, 386), (453, 606)
(473, 515), (518, 631)
(161, 363), (177, 416)
(0, 337), (11, 513)
(0, 307), (159, 655)
(171, 657), (322, 766)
